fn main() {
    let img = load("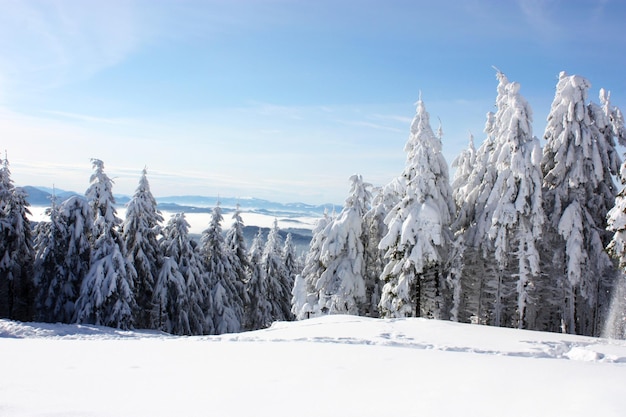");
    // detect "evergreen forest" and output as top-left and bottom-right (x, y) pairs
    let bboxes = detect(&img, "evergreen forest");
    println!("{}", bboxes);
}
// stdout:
(2, 70), (626, 339)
